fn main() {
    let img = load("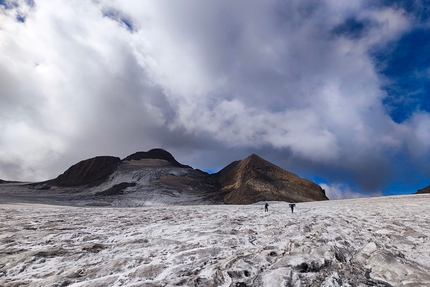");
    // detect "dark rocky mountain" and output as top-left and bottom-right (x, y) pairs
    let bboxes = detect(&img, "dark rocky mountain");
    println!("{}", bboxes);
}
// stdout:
(49, 156), (122, 187)
(123, 148), (190, 168)
(48, 149), (191, 188)
(212, 154), (328, 204)
(5, 149), (328, 206)
(416, 185), (430, 194)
